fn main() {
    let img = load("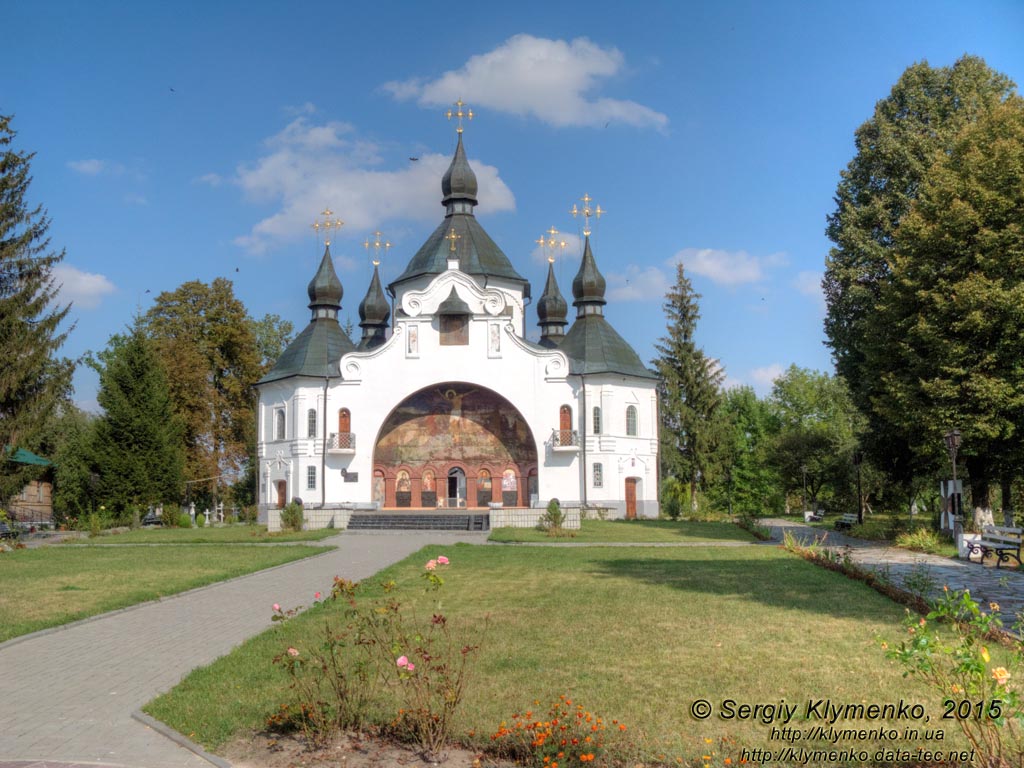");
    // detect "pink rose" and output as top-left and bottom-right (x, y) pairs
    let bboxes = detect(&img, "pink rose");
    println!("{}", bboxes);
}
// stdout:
(397, 655), (409, 668)
(425, 560), (437, 571)
(273, 603), (280, 612)
(437, 555), (449, 565)
(287, 647), (299, 657)
(314, 592), (321, 600)
(406, 662), (415, 672)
